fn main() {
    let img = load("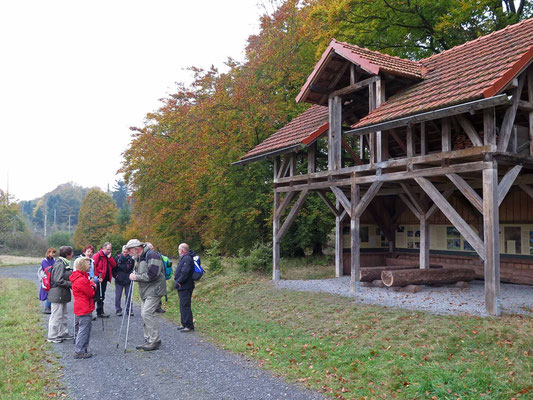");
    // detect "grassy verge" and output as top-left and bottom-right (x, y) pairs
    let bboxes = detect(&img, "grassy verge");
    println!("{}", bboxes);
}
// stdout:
(0, 278), (63, 398)
(0, 255), (42, 267)
(162, 258), (533, 400)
